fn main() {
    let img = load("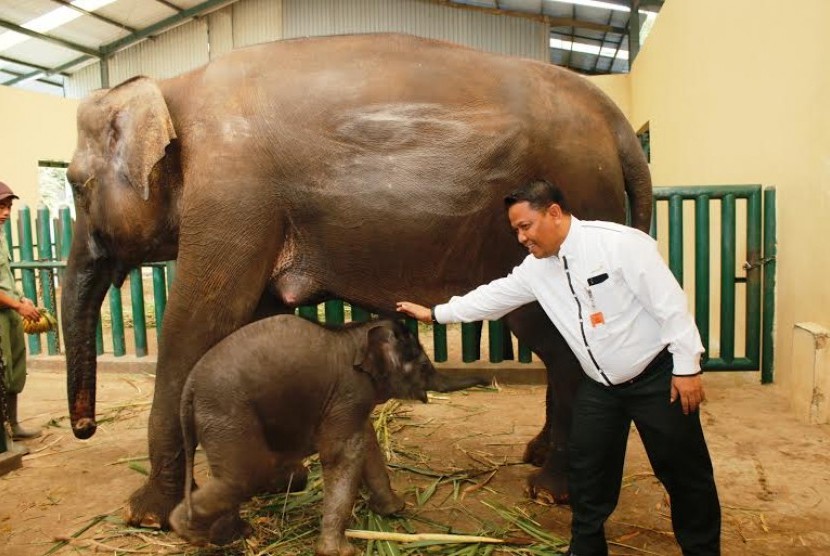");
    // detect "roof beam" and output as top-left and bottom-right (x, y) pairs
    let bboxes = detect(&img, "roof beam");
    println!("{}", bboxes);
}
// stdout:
(628, 0), (640, 64)
(3, 0), (238, 87)
(154, 0), (185, 12)
(434, 1), (629, 34)
(0, 67), (63, 88)
(48, 0), (138, 34)
(0, 17), (99, 57)
(3, 54), (92, 86)
(0, 53), (70, 76)
(101, 0), (237, 55)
